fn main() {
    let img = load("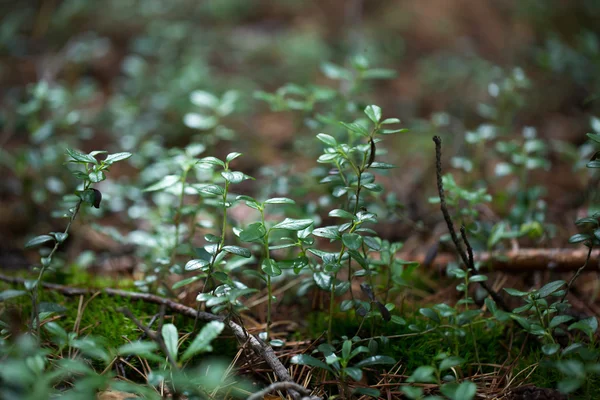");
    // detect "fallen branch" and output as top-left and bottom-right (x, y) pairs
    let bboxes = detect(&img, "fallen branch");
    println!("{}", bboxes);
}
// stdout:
(405, 247), (600, 272)
(0, 273), (310, 400)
